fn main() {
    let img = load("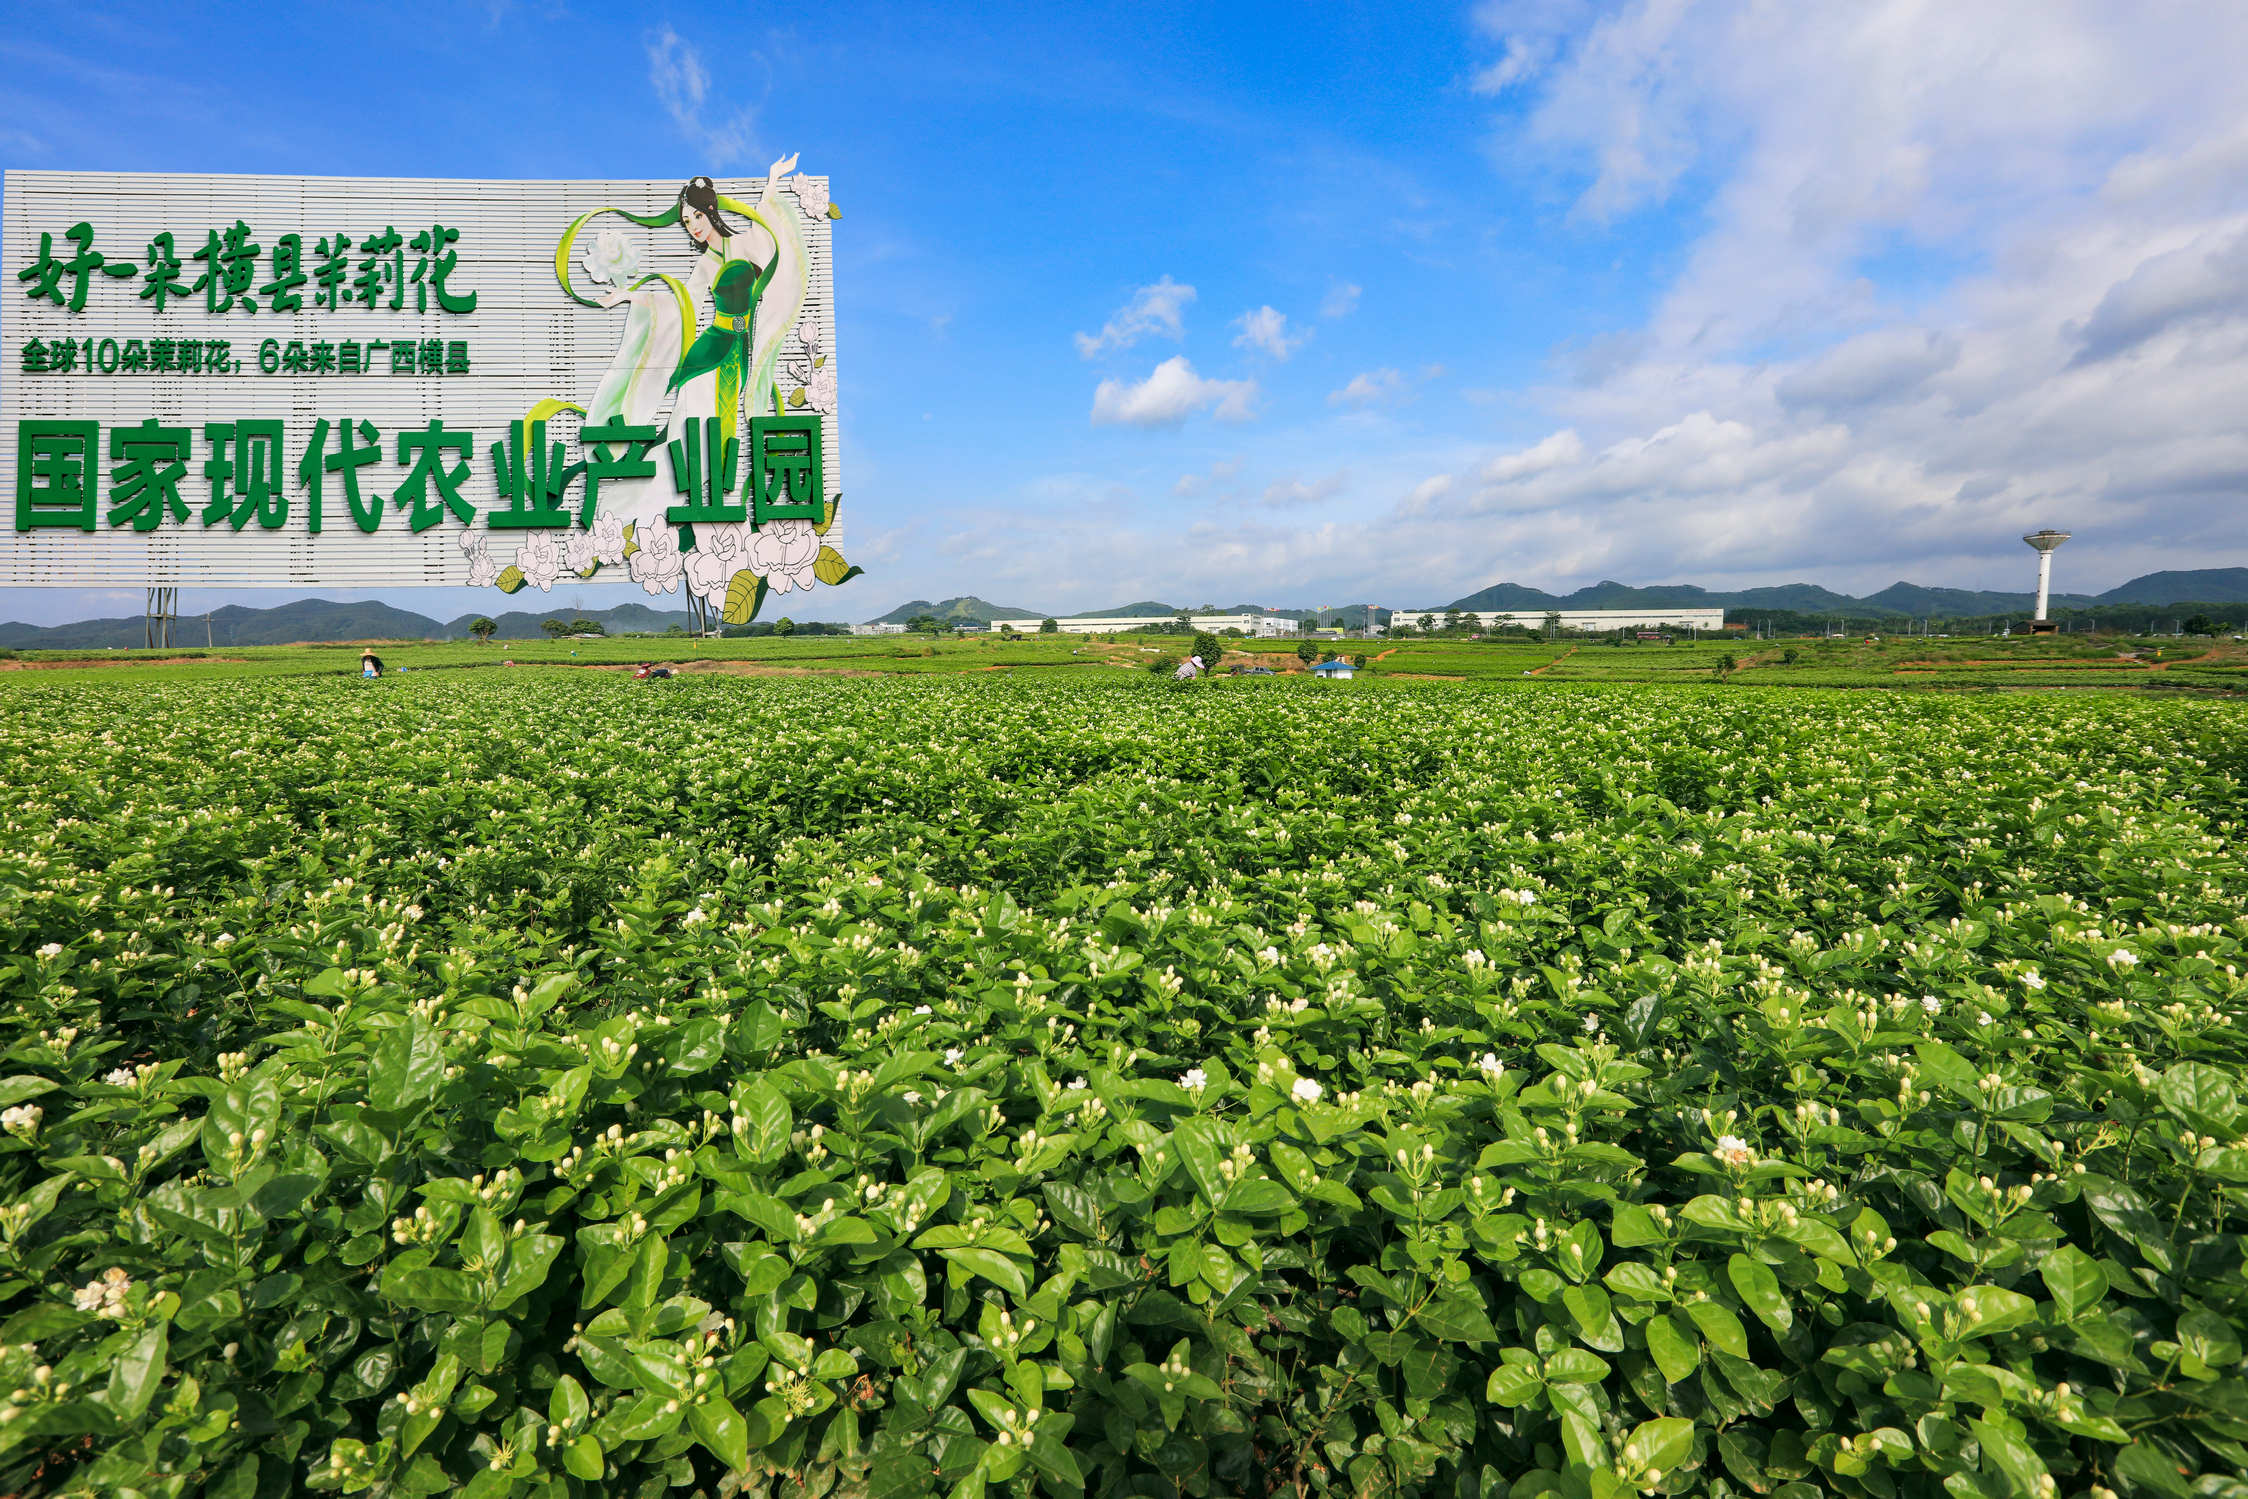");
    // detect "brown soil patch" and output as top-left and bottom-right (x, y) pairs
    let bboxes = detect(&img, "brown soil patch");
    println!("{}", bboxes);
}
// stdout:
(0, 655), (248, 671)
(1527, 645), (1577, 677)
